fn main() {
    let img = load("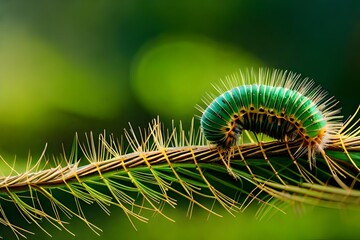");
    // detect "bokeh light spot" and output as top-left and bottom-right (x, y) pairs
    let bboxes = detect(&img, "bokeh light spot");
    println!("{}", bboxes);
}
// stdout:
(131, 35), (263, 119)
